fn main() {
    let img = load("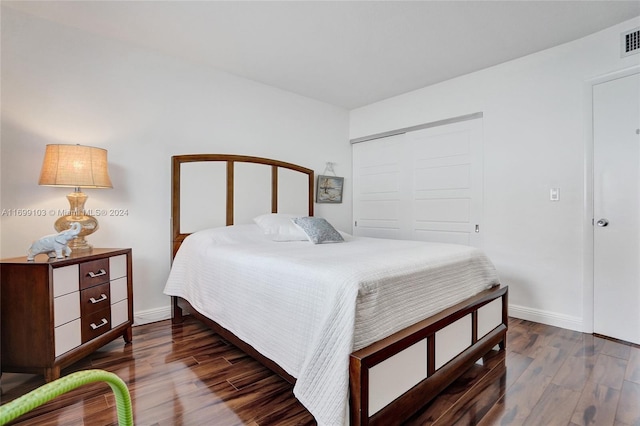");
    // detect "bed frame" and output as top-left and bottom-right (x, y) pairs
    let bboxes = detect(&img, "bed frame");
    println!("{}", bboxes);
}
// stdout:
(170, 154), (508, 425)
